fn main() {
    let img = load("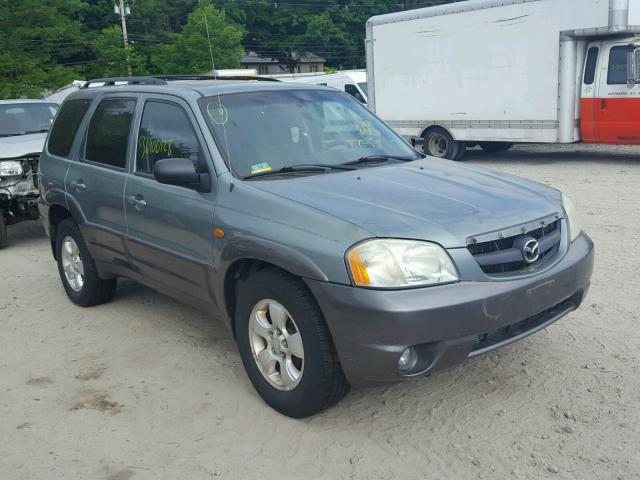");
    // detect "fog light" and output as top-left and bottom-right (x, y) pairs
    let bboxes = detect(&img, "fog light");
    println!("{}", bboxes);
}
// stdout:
(398, 347), (417, 372)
